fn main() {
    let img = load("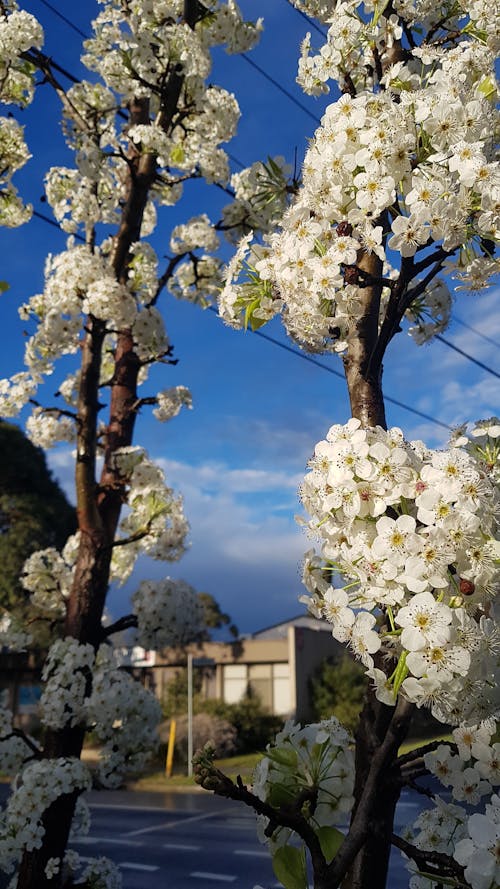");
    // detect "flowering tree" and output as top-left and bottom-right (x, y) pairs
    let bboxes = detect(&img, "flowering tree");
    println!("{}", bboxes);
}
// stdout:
(0, 1), (289, 887)
(194, 1), (500, 888)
